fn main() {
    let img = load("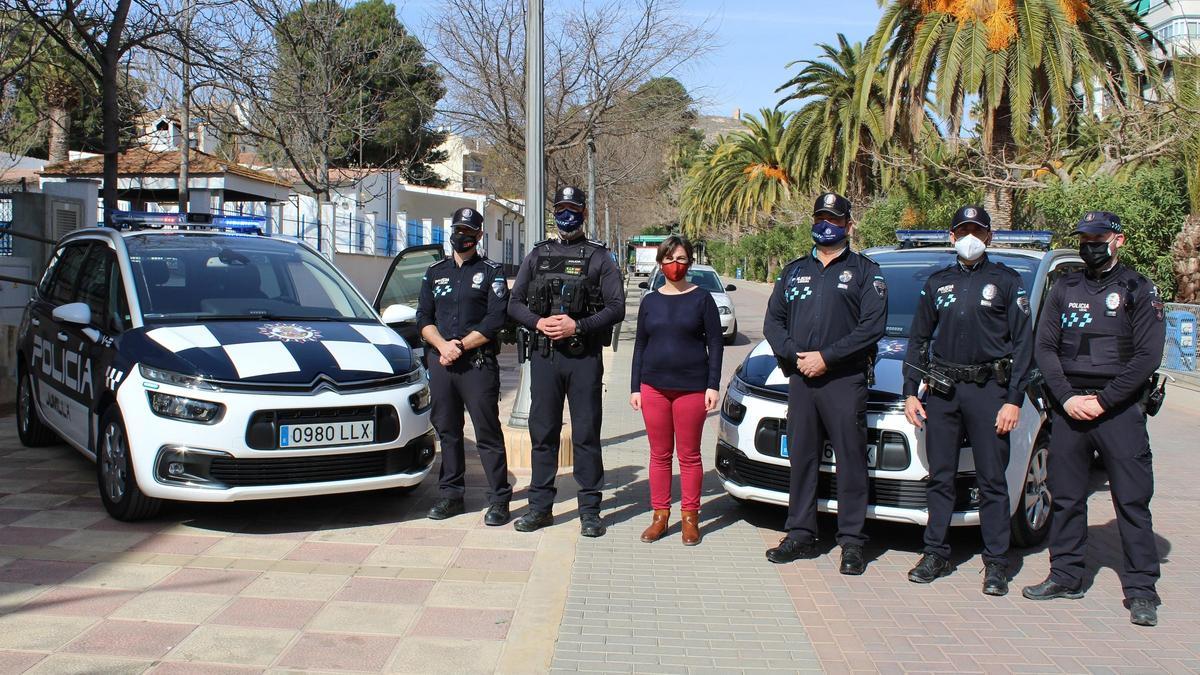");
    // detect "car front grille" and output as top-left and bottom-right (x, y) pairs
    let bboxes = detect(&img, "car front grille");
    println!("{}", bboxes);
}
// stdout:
(716, 443), (979, 511)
